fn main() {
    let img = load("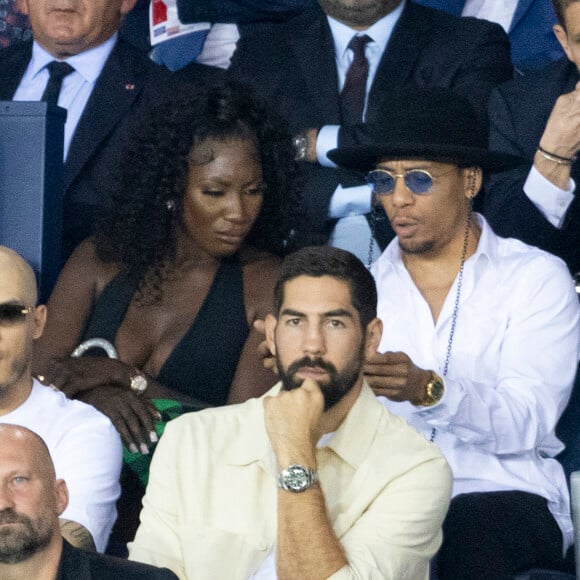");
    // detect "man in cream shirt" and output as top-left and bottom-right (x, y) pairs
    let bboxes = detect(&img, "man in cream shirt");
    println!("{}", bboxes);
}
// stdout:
(129, 246), (452, 579)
